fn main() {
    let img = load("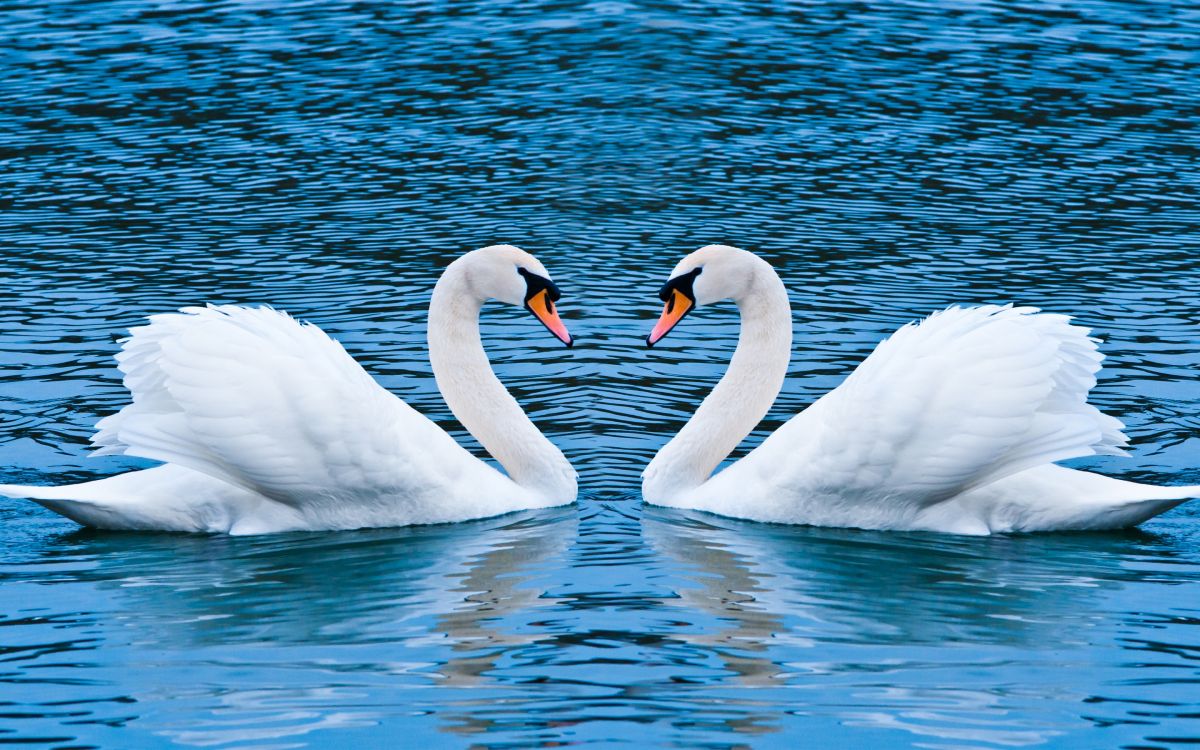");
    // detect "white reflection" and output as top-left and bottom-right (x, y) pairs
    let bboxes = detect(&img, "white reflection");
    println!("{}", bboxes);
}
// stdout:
(642, 511), (1168, 747)
(69, 510), (574, 747)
